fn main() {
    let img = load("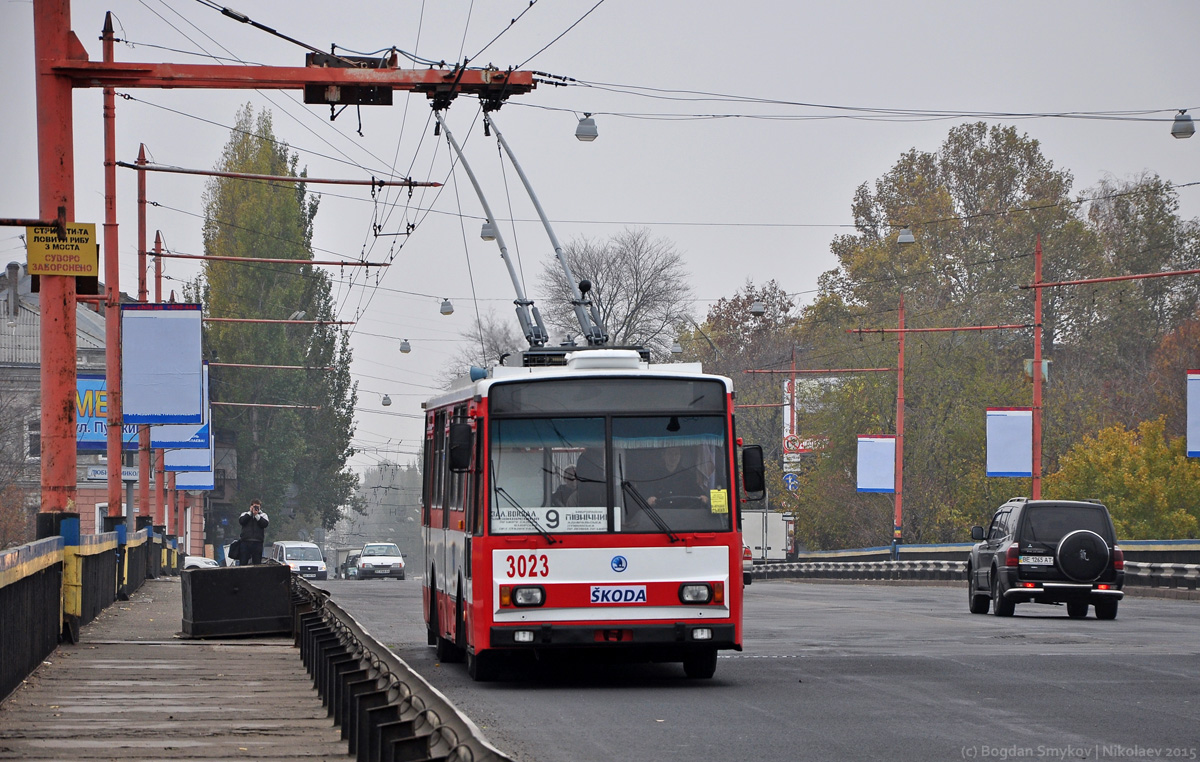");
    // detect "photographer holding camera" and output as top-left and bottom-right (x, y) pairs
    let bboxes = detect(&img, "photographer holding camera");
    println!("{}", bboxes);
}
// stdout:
(236, 499), (269, 565)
